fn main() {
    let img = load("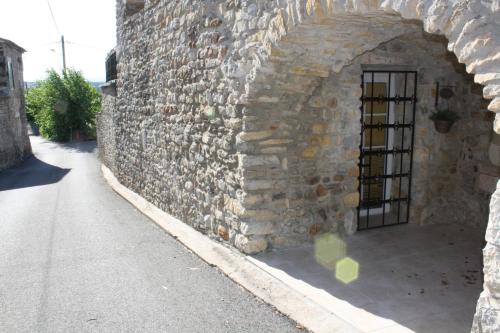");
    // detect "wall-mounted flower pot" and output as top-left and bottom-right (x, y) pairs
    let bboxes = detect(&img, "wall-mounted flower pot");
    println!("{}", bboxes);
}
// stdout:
(433, 120), (455, 133)
(429, 109), (459, 134)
